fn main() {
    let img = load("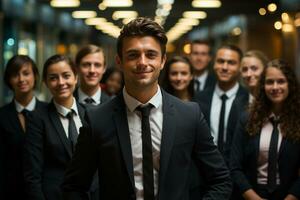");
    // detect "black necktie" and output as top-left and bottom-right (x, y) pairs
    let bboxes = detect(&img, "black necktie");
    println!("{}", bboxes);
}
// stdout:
(268, 117), (280, 193)
(66, 110), (78, 153)
(84, 98), (94, 104)
(195, 79), (201, 91)
(21, 109), (30, 131)
(218, 94), (228, 153)
(137, 104), (154, 200)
